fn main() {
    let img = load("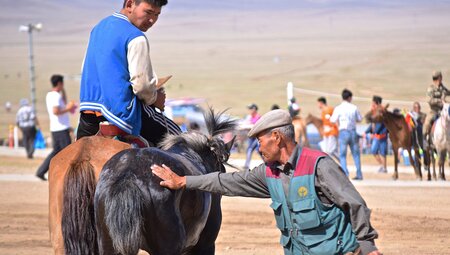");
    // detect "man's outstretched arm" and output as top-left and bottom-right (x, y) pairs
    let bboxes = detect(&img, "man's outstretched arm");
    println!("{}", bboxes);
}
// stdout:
(151, 164), (270, 198)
